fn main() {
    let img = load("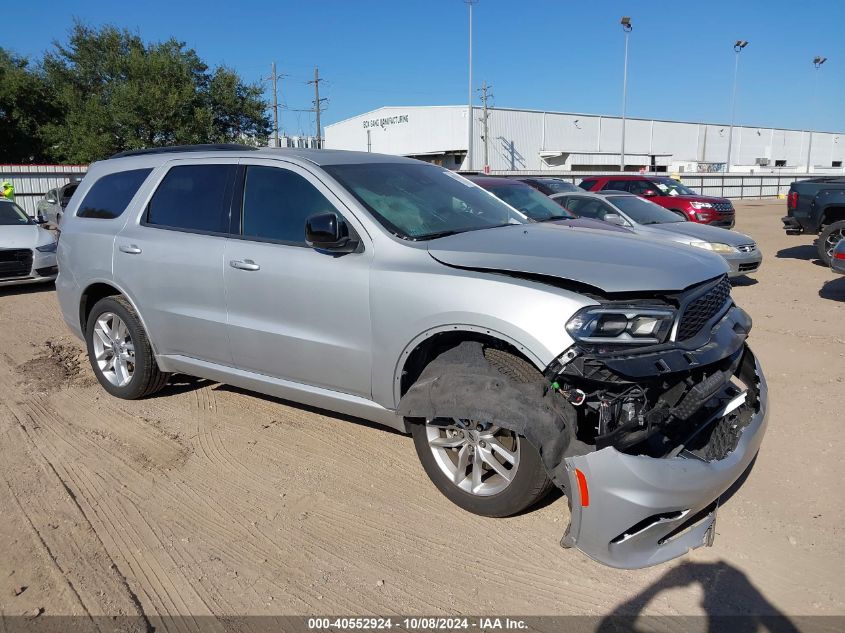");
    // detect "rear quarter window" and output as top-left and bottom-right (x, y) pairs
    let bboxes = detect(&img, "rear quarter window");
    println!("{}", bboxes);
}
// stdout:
(77, 169), (152, 219)
(578, 179), (597, 191)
